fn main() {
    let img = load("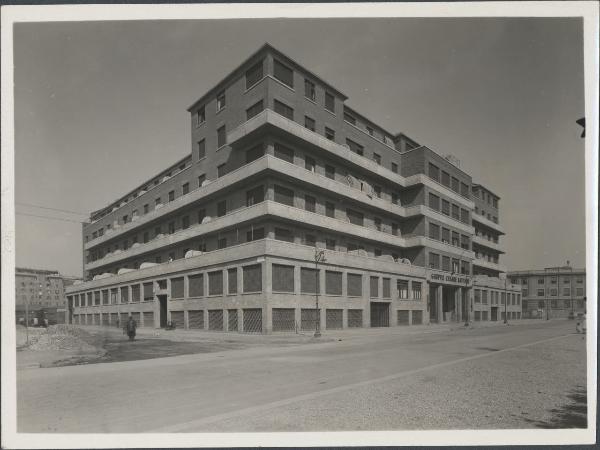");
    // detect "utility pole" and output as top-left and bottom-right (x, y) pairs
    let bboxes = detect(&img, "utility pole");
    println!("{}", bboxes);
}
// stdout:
(314, 247), (326, 338)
